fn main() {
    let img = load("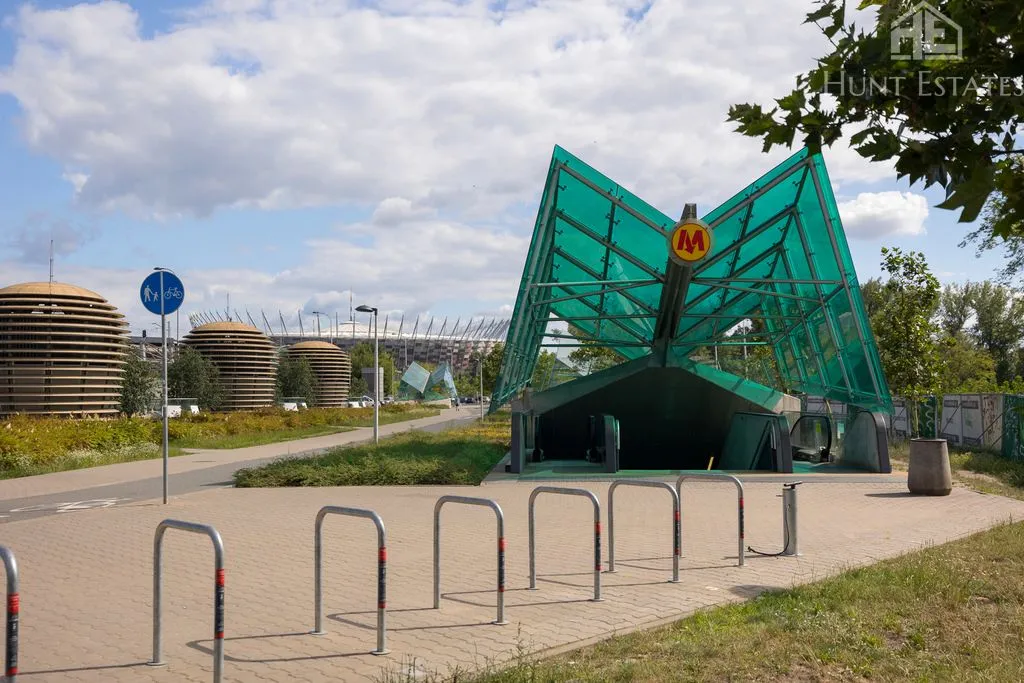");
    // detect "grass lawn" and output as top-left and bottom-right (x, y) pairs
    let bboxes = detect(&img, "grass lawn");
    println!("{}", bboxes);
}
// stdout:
(381, 521), (1024, 683)
(0, 443), (188, 480)
(170, 405), (440, 450)
(170, 425), (355, 450)
(234, 412), (510, 487)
